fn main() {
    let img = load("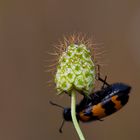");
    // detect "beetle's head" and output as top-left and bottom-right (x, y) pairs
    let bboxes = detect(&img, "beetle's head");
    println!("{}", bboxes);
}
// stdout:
(63, 108), (72, 121)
